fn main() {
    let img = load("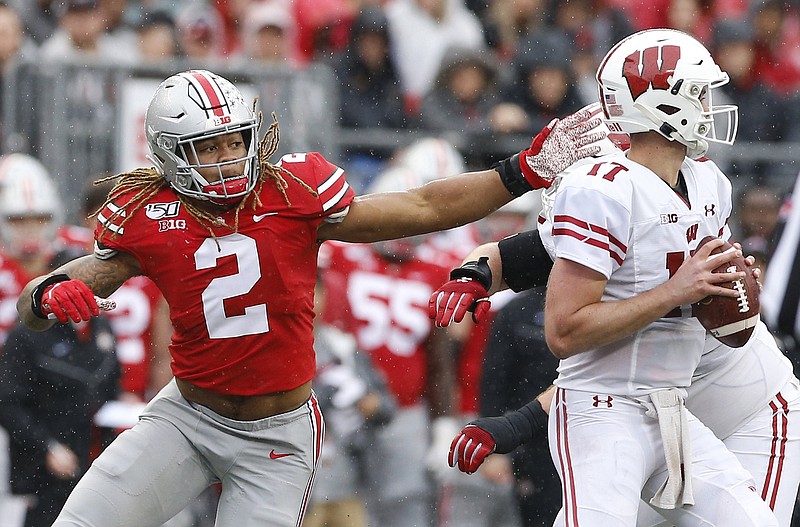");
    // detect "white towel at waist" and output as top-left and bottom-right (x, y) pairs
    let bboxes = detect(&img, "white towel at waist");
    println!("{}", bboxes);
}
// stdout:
(641, 388), (694, 509)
